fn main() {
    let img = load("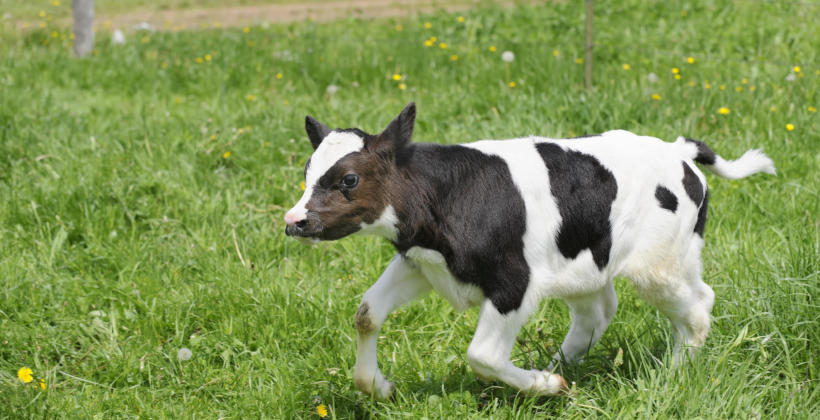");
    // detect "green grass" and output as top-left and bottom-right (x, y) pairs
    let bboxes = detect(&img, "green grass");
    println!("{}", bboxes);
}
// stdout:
(1, 0), (818, 418)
